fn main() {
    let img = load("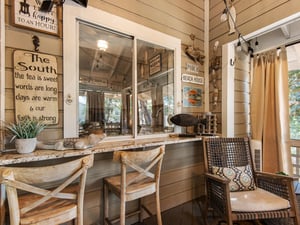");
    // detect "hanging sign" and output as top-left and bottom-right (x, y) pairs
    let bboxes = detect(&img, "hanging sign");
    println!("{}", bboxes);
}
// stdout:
(186, 63), (199, 74)
(12, 0), (59, 36)
(13, 50), (58, 125)
(182, 74), (204, 85)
